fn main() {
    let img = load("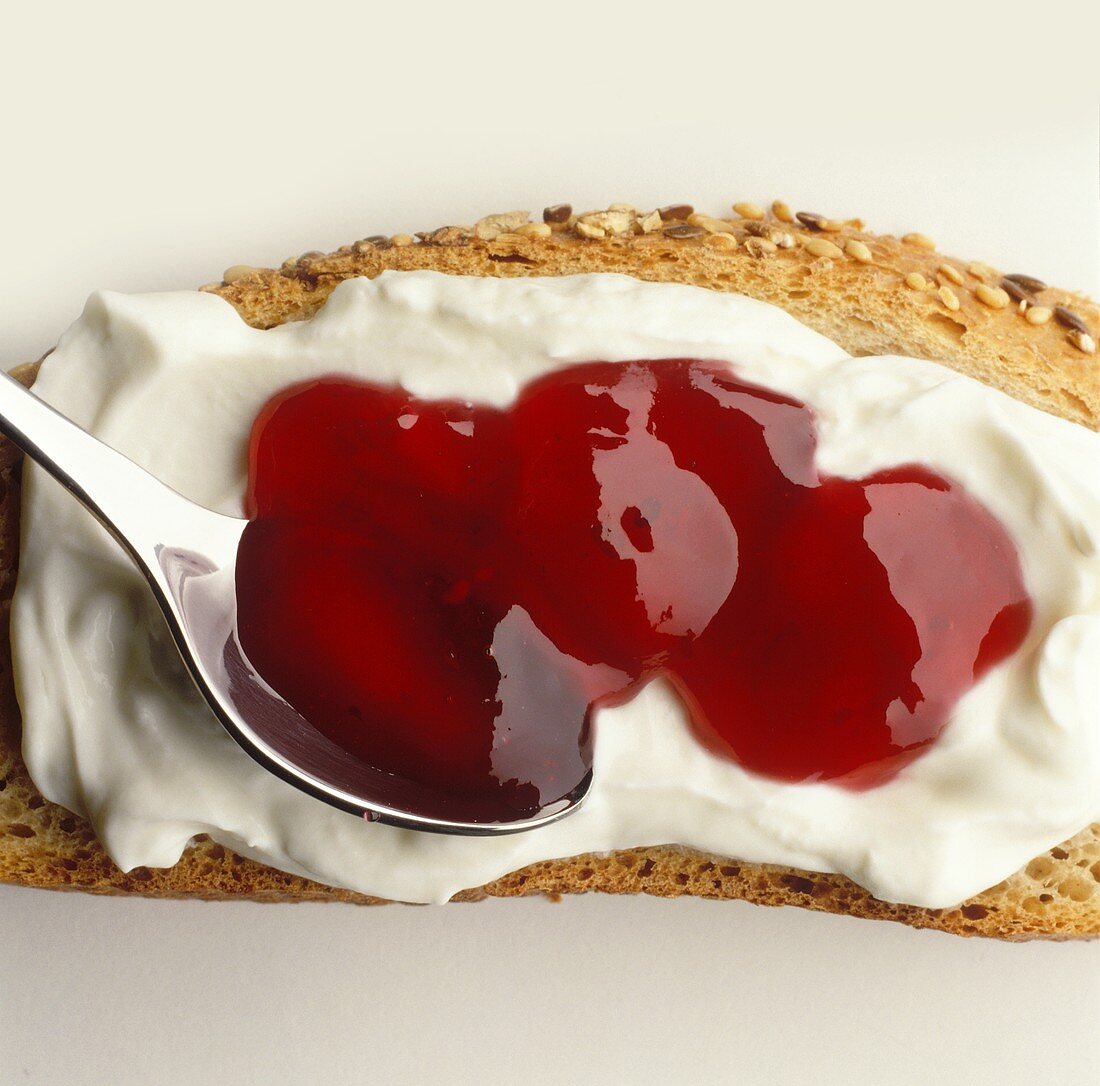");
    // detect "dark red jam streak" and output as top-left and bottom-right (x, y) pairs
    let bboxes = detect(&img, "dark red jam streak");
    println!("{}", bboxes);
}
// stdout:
(236, 359), (1032, 822)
